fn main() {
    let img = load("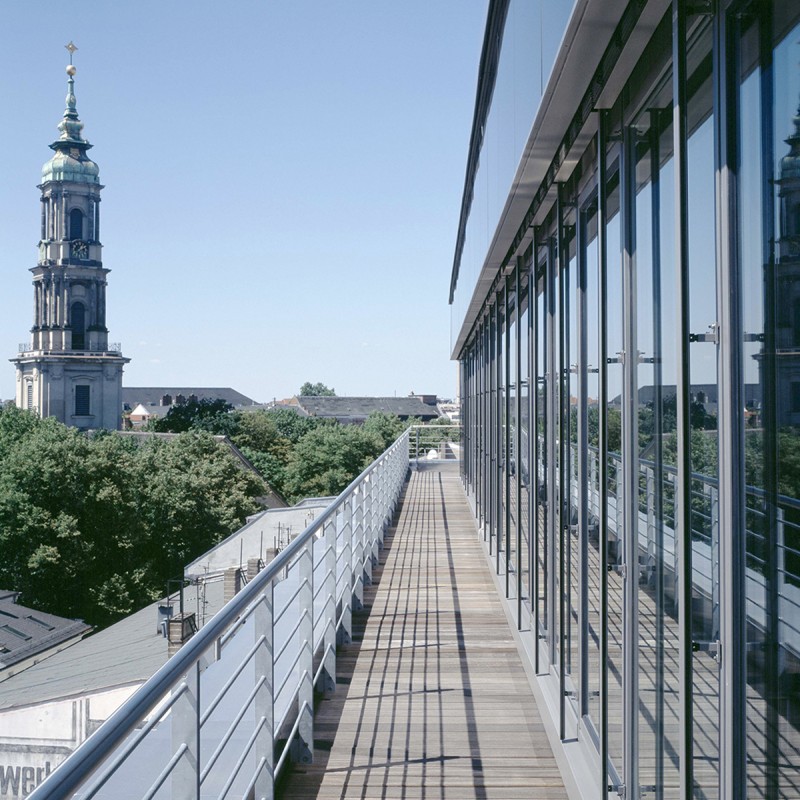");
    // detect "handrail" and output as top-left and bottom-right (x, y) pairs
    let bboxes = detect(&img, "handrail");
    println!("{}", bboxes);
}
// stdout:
(29, 428), (411, 800)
